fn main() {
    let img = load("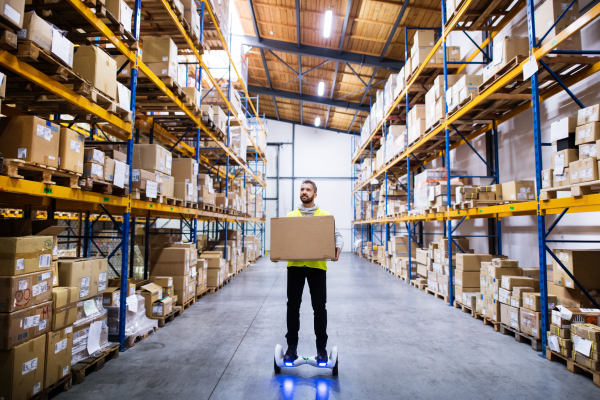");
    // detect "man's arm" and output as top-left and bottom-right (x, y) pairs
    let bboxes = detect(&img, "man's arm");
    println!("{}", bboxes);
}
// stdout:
(333, 225), (344, 261)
